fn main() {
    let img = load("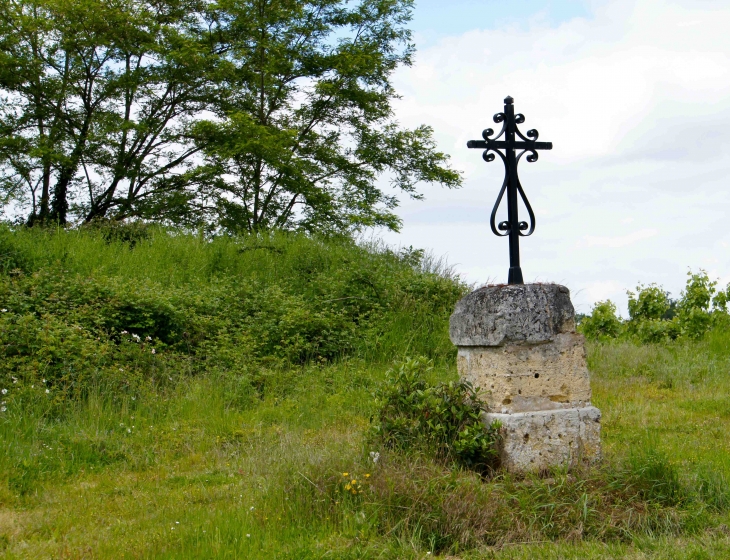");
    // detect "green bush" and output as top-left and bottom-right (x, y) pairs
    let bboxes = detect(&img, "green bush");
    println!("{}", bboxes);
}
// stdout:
(582, 270), (730, 343)
(370, 357), (500, 470)
(579, 300), (623, 340)
(0, 226), (468, 400)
